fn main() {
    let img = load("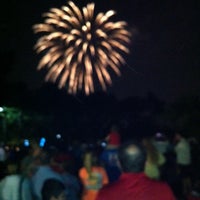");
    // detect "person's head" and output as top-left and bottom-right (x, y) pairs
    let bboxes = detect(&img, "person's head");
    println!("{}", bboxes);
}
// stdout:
(20, 156), (37, 177)
(174, 131), (187, 143)
(5, 159), (20, 175)
(38, 150), (51, 165)
(42, 179), (66, 200)
(118, 140), (147, 173)
(106, 125), (121, 147)
(83, 150), (98, 166)
(30, 139), (42, 157)
(83, 150), (100, 175)
(110, 125), (119, 132)
(142, 137), (159, 164)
